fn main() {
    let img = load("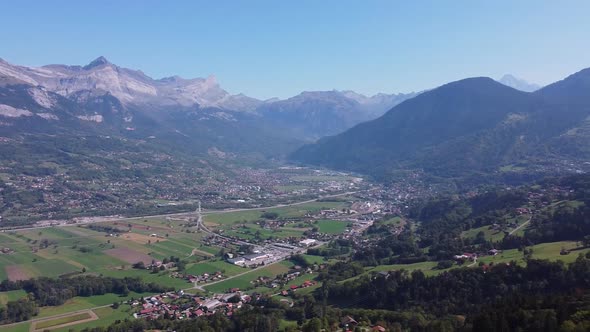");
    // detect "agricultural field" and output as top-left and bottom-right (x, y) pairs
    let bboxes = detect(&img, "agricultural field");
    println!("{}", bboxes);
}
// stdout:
(0, 197), (358, 329)
(50, 305), (134, 332)
(36, 291), (151, 319)
(1, 322), (31, 332)
(203, 201), (348, 226)
(203, 262), (291, 293)
(0, 289), (26, 305)
(478, 241), (590, 266)
(352, 240), (590, 284)
(33, 311), (95, 331)
(0, 216), (215, 286)
(184, 259), (246, 276)
(461, 214), (530, 242)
